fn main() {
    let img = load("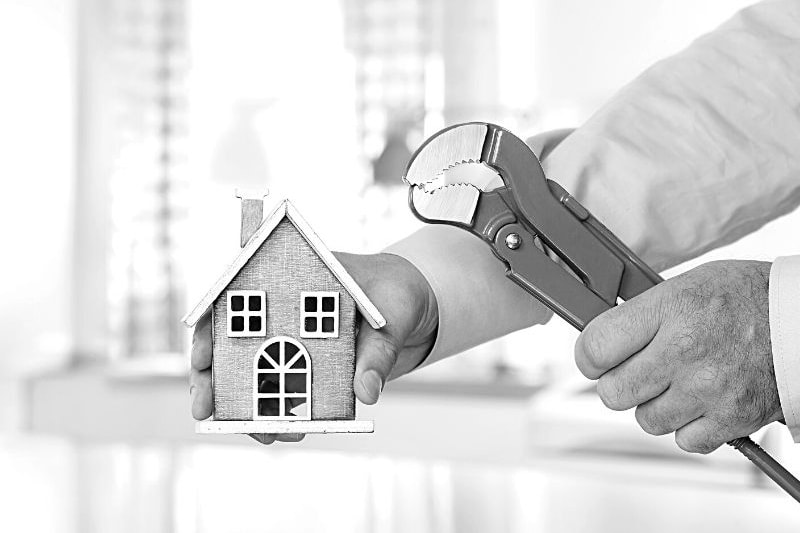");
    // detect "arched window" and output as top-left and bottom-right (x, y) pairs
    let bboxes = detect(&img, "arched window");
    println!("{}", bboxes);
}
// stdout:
(253, 337), (311, 420)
